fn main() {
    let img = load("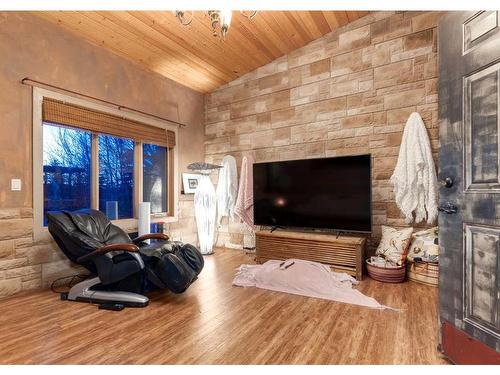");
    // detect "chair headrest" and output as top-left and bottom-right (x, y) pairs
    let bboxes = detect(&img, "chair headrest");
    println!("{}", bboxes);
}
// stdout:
(64, 209), (112, 243)
(46, 209), (132, 265)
